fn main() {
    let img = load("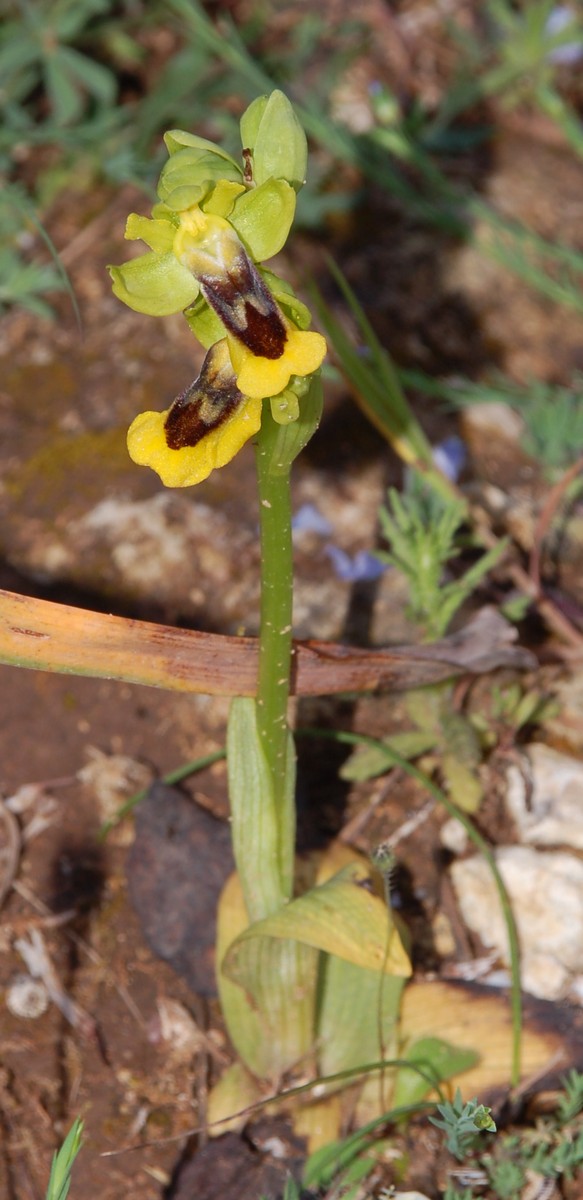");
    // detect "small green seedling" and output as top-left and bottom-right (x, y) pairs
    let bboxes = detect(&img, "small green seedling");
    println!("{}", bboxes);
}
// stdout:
(429, 1090), (496, 1162)
(45, 1119), (83, 1200)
